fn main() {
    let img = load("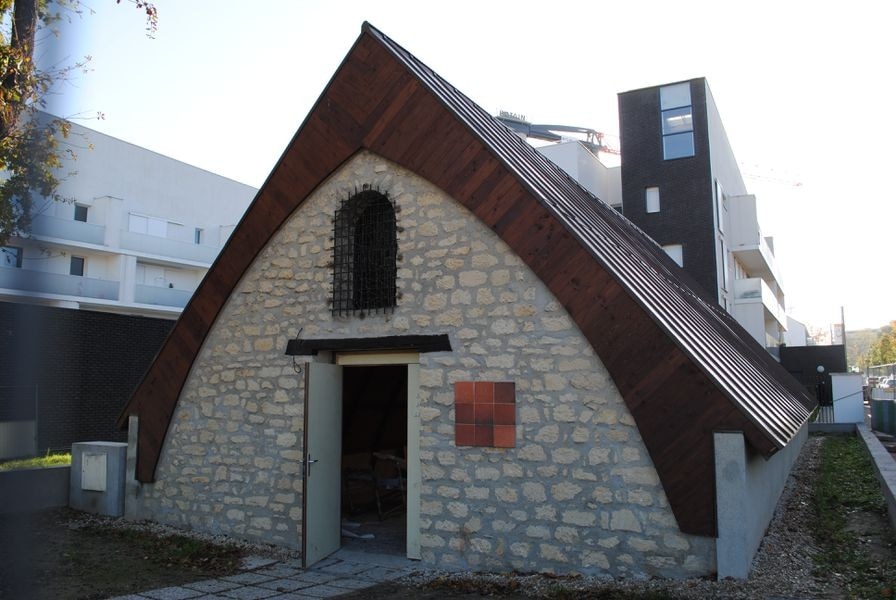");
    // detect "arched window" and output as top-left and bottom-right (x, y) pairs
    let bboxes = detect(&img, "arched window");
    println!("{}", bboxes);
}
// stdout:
(332, 189), (397, 316)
